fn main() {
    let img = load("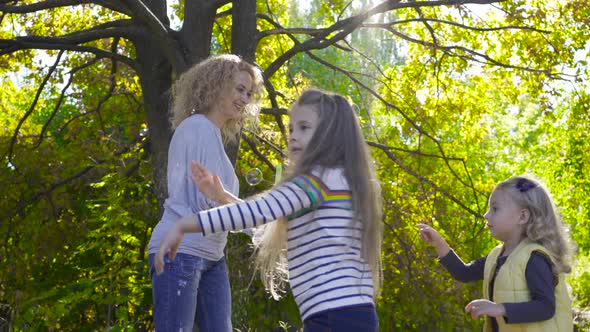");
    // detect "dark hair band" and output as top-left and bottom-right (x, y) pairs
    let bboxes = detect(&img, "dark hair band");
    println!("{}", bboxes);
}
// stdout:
(516, 178), (537, 192)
